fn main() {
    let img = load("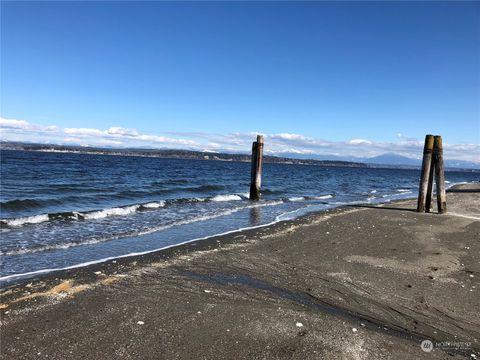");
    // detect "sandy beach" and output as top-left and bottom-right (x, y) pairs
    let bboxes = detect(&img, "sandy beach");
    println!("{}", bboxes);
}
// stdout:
(1, 183), (479, 359)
